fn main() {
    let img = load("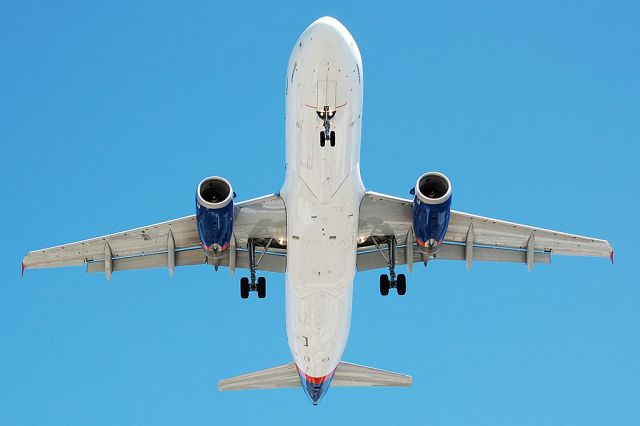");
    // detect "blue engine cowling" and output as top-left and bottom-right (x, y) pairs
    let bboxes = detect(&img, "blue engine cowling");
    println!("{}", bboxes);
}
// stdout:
(411, 172), (452, 253)
(196, 176), (234, 257)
